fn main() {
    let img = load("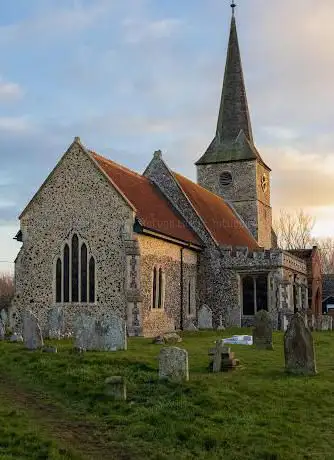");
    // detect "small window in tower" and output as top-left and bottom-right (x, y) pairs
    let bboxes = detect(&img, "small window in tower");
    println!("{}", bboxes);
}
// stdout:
(220, 171), (232, 187)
